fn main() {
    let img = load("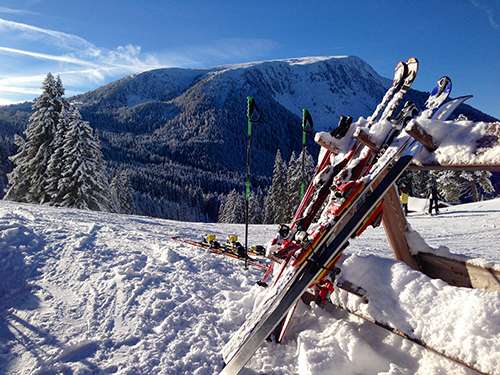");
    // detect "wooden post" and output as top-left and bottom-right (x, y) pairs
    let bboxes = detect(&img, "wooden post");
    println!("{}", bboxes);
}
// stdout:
(406, 120), (438, 152)
(381, 185), (420, 270)
(353, 128), (378, 151)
